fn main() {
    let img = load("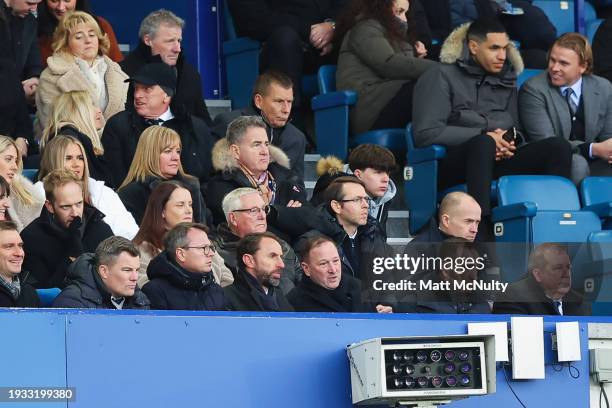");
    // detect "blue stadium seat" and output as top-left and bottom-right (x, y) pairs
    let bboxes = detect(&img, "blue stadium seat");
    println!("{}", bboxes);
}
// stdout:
(22, 169), (37, 182)
(492, 175), (601, 243)
(221, 0), (317, 109)
(580, 177), (612, 229)
(311, 65), (406, 159)
(587, 18), (604, 43)
(517, 69), (543, 88)
(583, 230), (612, 315)
(36, 288), (61, 308)
(532, 0), (597, 35)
